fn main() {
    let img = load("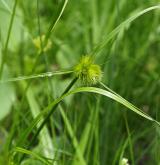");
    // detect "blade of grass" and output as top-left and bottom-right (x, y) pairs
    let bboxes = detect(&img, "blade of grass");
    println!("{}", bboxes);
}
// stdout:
(99, 82), (155, 122)
(19, 0), (69, 114)
(14, 147), (52, 165)
(72, 97), (100, 165)
(69, 87), (159, 124)
(1, 0), (12, 13)
(0, 0), (34, 41)
(91, 0), (99, 45)
(91, 5), (160, 56)
(123, 113), (135, 165)
(15, 84), (160, 165)
(16, 77), (77, 163)
(17, 85), (160, 150)
(59, 107), (87, 165)
(119, 138), (129, 165)
(49, 0), (68, 33)
(36, 0), (52, 105)
(0, 70), (73, 83)
(112, 138), (125, 165)
(0, 0), (18, 78)
(27, 87), (54, 159)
